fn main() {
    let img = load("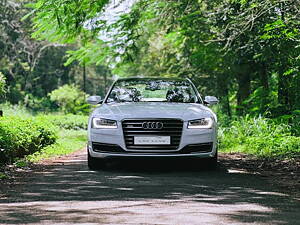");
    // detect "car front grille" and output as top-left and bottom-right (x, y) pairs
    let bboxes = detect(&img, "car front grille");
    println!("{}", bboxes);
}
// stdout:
(122, 119), (183, 151)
